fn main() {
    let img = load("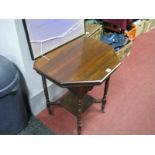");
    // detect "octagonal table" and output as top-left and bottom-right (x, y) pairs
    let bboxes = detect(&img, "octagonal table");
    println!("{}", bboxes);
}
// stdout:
(34, 36), (121, 134)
